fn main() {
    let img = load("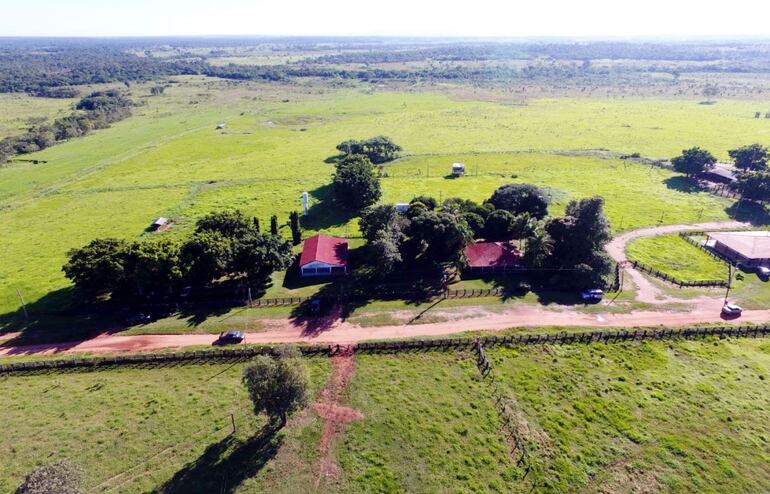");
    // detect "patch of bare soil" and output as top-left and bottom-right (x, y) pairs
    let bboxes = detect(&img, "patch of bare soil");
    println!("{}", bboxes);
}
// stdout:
(591, 458), (660, 494)
(312, 345), (363, 486)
